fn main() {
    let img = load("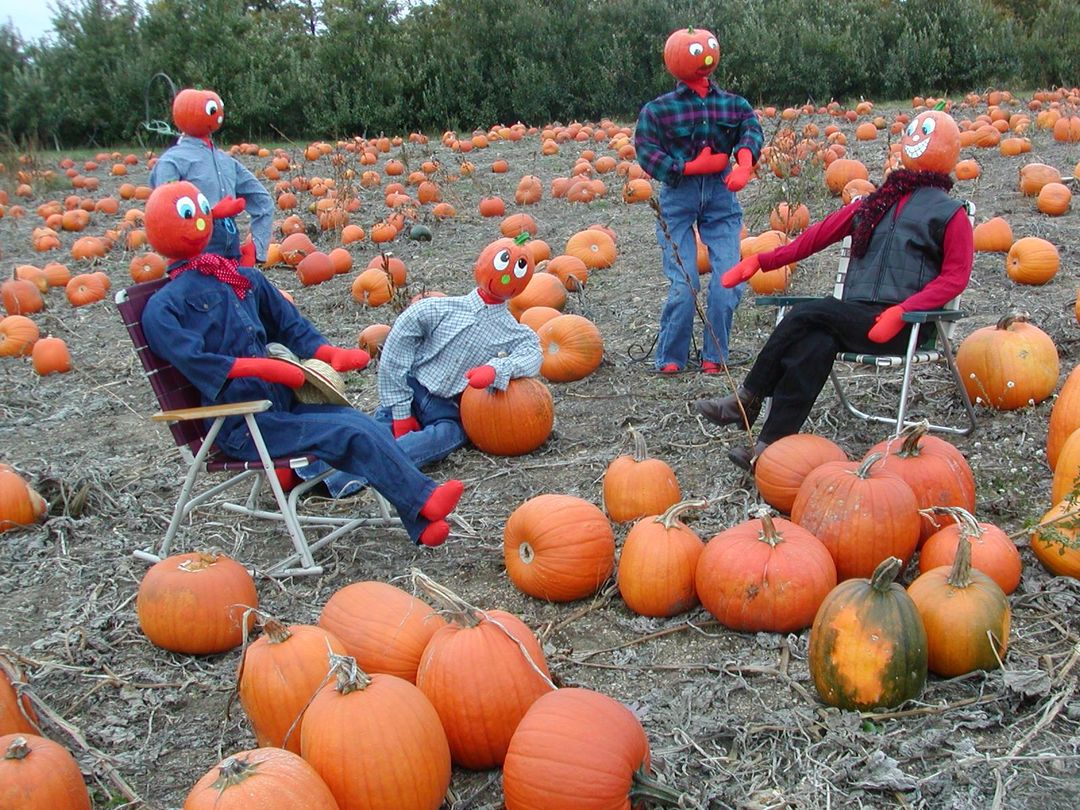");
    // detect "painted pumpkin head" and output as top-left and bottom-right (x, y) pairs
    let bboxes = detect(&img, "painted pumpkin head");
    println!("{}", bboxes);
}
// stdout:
(172, 88), (225, 138)
(474, 235), (534, 301)
(663, 27), (720, 83)
(145, 181), (213, 261)
(900, 110), (961, 174)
